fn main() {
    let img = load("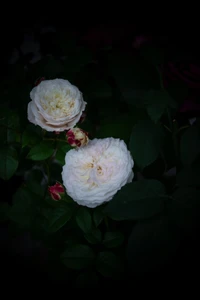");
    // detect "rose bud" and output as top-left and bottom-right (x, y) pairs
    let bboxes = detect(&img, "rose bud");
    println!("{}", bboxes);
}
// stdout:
(66, 127), (89, 147)
(48, 182), (65, 201)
